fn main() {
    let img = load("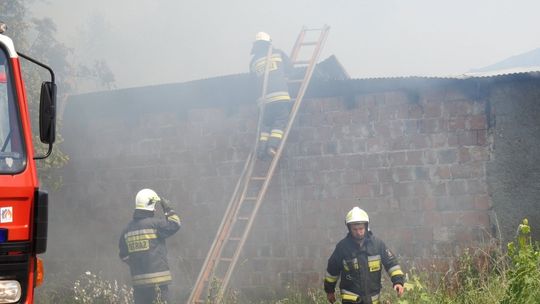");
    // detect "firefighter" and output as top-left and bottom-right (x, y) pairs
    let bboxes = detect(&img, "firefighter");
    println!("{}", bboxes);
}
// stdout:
(119, 188), (181, 304)
(250, 31), (293, 160)
(324, 207), (405, 304)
